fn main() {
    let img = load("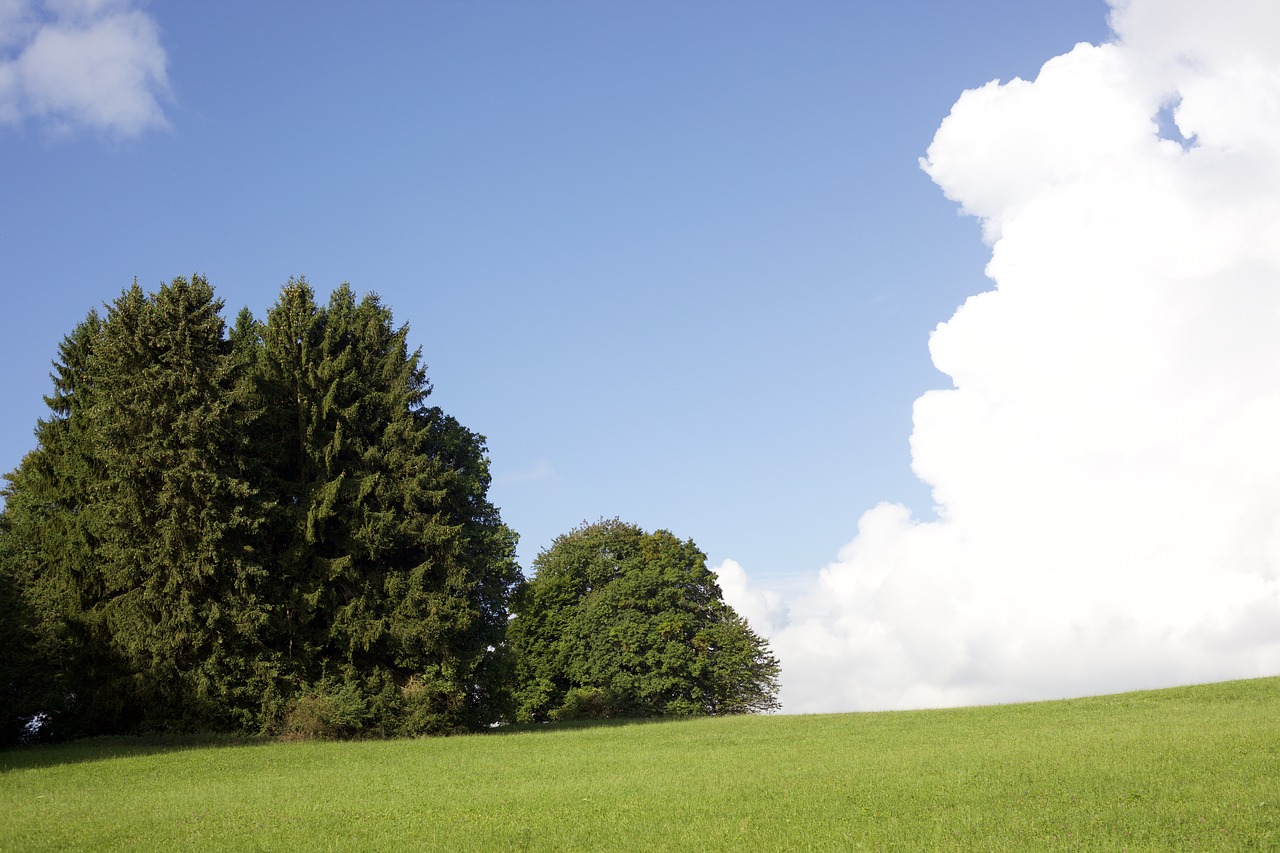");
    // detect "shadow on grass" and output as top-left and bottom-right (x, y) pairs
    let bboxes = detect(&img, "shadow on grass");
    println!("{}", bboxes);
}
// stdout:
(0, 733), (274, 773)
(3, 715), (696, 772)
(483, 715), (693, 738)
